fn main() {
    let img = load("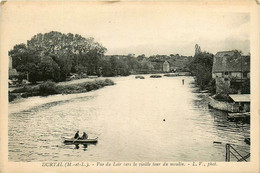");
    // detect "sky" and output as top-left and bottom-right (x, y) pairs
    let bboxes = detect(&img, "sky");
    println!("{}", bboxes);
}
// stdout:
(1, 2), (250, 57)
